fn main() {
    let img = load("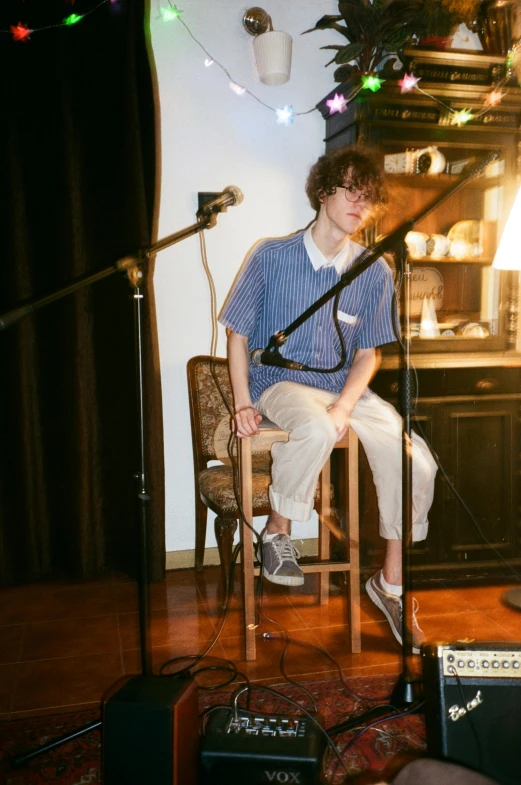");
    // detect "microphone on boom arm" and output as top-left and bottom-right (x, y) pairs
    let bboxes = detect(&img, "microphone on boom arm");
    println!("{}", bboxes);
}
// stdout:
(196, 186), (244, 217)
(250, 347), (310, 372)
